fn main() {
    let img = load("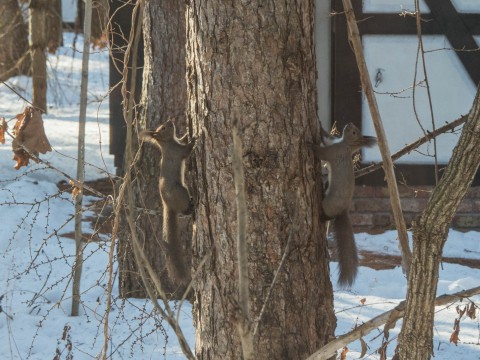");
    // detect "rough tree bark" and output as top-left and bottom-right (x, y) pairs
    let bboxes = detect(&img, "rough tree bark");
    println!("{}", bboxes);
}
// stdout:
(29, 0), (49, 112)
(186, 1), (335, 358)
(397, 87), (480, 359)
(117, 0), (191, 298)
(0, 0), (29, 80)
